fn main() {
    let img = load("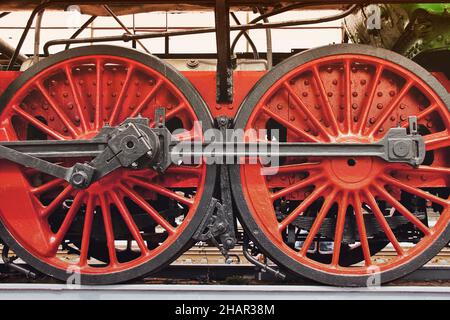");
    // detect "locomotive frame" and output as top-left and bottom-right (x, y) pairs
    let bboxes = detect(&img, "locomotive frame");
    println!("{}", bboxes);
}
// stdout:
(0, 0), (448, 286)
